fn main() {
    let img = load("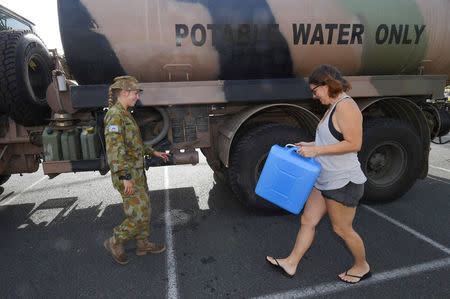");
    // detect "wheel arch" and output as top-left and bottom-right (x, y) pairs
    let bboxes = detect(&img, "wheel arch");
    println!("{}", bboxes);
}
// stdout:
(358, 97), (431, 179)
(217, 104), (319, 167)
